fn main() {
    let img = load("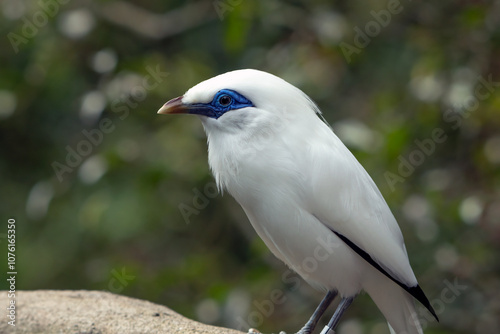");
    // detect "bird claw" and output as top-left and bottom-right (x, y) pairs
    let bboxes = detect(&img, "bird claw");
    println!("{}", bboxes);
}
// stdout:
(247, 329), (287, 334)
(296, 330), (311, 334)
